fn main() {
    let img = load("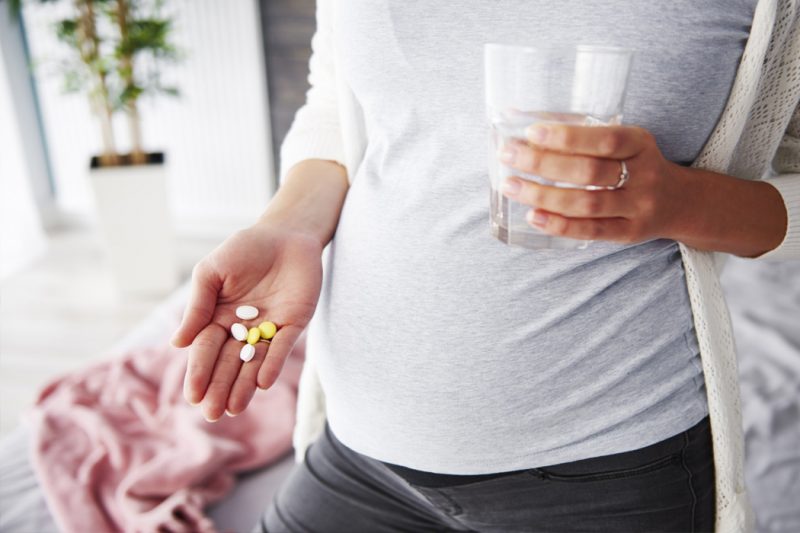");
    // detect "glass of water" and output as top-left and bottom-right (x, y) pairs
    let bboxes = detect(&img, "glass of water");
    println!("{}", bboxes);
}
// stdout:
(484, 44), (634, 249)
